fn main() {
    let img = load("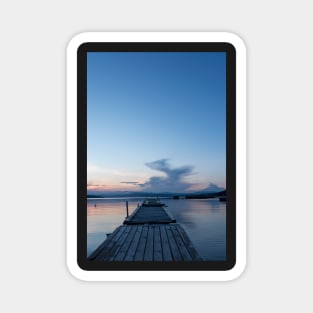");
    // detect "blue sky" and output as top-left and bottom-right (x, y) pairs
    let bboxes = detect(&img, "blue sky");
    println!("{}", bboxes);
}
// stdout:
(87, 52), (226, 193)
